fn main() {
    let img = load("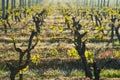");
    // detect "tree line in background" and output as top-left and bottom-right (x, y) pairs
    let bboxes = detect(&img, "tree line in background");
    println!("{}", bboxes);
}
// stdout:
(80, 0), (119, 7)
(1, 0), (43, 19)
(64, 0), (120, 8)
